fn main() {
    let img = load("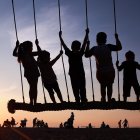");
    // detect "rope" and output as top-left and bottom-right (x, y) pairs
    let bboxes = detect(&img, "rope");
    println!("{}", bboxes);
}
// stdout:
(85, 0), (95, 101)
(58, 0), (70, 102)
(11, 0), (25, 103)
(32, 0), (47, 103)
(32, 0), (38, 39)
(113, 0), (120, 101)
